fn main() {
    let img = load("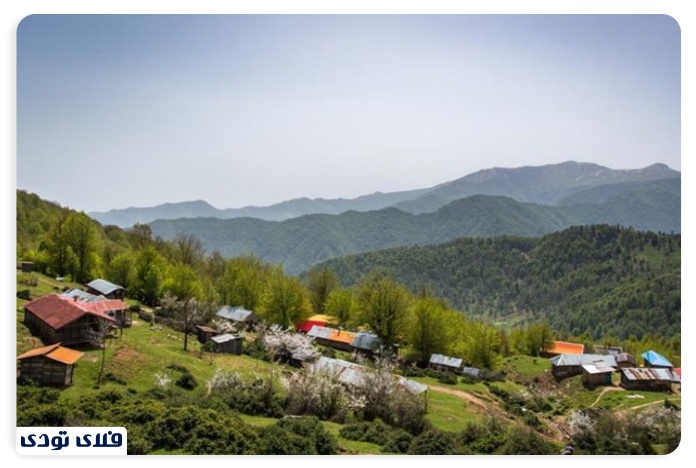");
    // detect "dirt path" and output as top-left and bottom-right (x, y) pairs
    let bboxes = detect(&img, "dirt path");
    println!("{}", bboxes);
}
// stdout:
(426, 384), (568, 442)
(589, 386), (624, 407)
